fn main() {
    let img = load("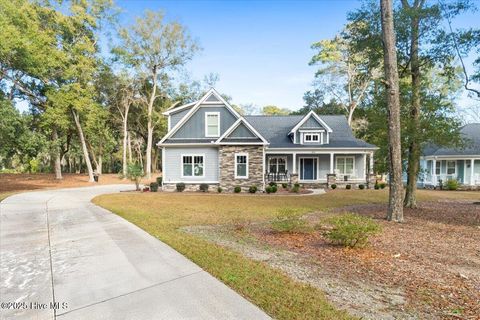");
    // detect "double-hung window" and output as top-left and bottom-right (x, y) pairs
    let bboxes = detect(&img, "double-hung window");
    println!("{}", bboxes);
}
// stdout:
(268, 157), (286, 173)
(435, 161), (441, 175)
(447, 160), (456, 175)
(182, 155), (204, 177)
(336, 156), (354, 175)
(235, 153), (248, 178)
(205, 112), (220, 137)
